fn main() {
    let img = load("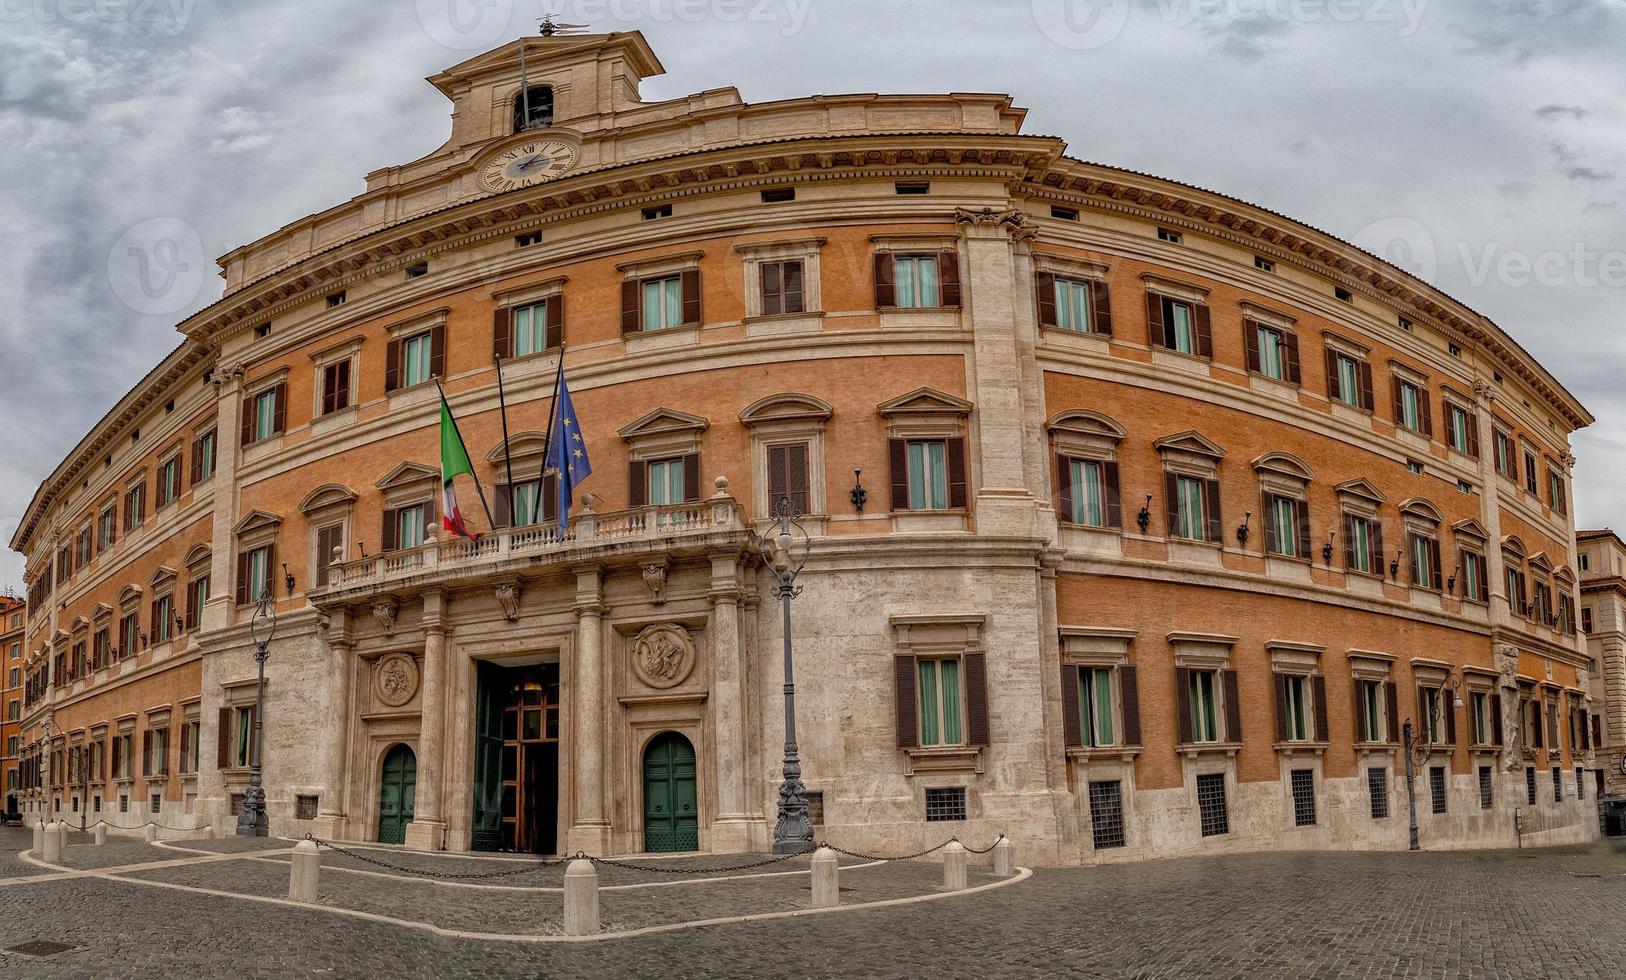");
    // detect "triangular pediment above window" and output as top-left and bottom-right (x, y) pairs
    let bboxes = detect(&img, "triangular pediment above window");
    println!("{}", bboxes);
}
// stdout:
(1398, 497), (1443, 524)
(1046, 409), (1126, 442)
(232, 509), (285, 536)
(485, 431), (551, 463)
(876, 387), (973, 418)
(1153, 430), (1226, 461)
(1334, 478), (1386, 505)
(148, 565), (178, 588)
(618, 408), (709, 442)
(1451, 519), (1489, 543)
(1251, 451), (1313, 482)
(92, 603), (113, 620)
(299, 484), (359, 514)
(375, 462), (439, 492)
(739, 393), (834, 426)
(1528, 551), (1554, 574)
